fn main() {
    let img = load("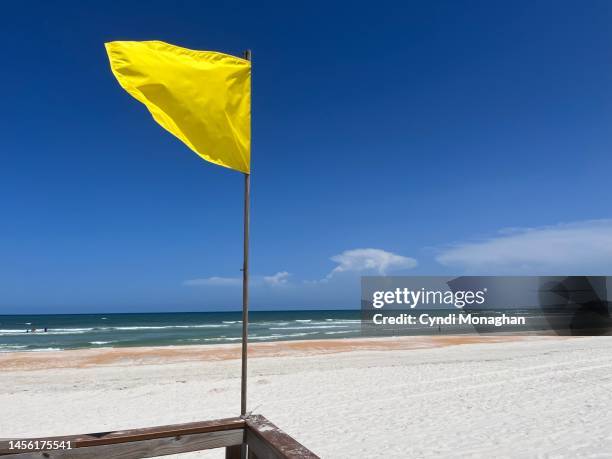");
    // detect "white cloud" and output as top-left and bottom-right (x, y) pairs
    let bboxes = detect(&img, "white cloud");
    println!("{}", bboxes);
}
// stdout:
(183, 276), (241, 287)
(263, 271), (291, 286)
(184, 271), (291, 287)
(327, 248), (417, 279)
(436, 219), (612, 273)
